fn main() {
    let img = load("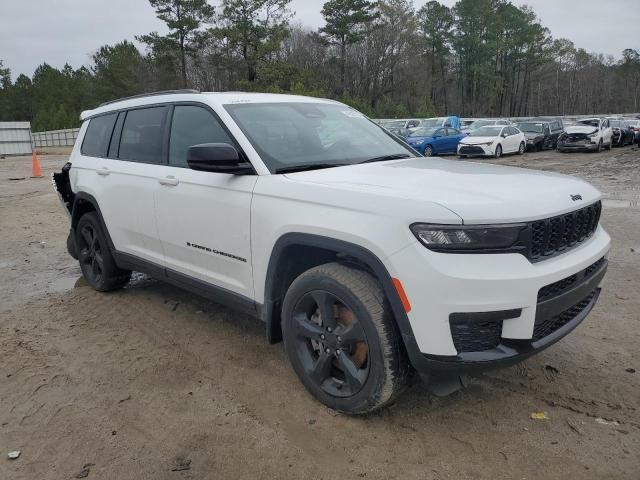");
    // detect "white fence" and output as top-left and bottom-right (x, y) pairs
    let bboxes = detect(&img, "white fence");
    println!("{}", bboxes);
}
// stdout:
(0, 122), (33, 155)
(32, 128), (80, 148)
